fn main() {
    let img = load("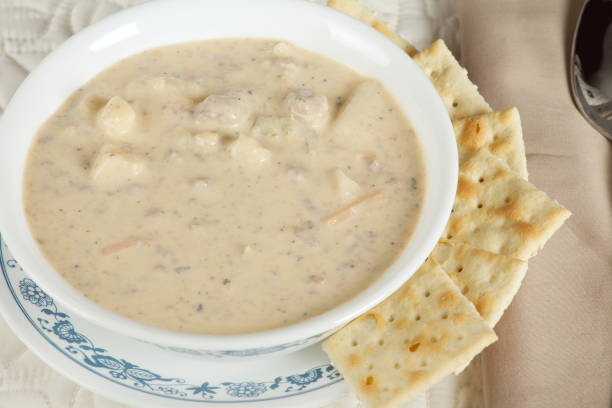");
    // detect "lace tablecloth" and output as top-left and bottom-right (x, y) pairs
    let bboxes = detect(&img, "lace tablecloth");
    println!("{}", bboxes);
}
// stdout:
(0, 1), (476, 407)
